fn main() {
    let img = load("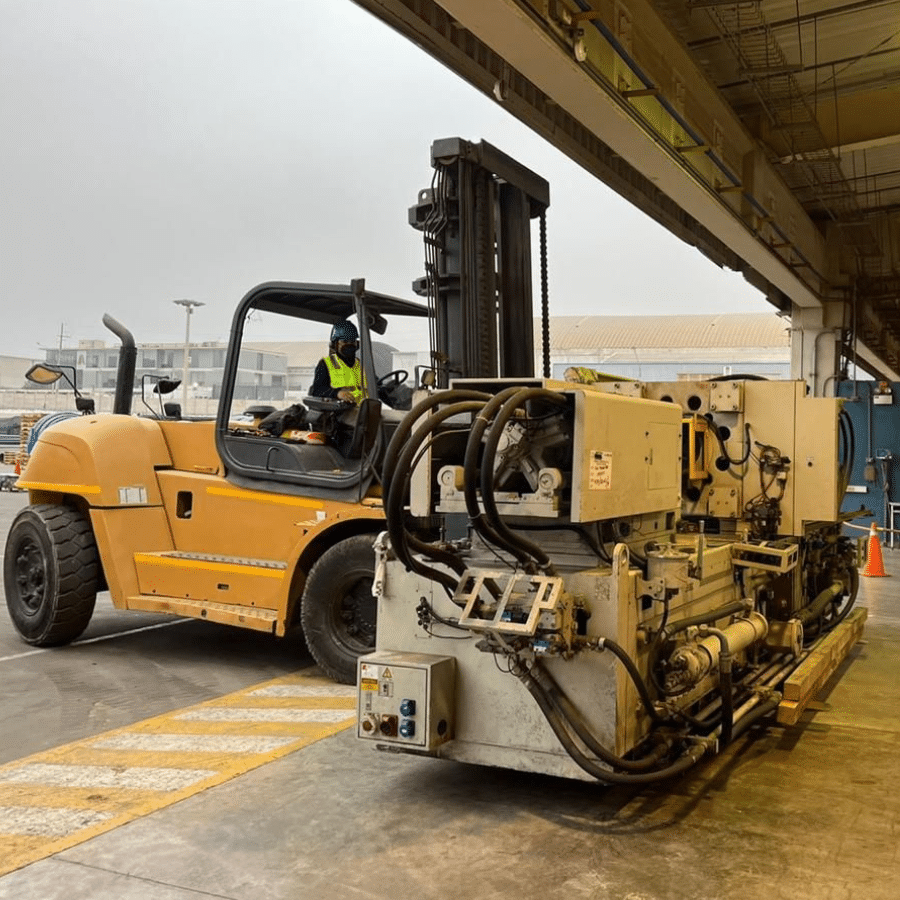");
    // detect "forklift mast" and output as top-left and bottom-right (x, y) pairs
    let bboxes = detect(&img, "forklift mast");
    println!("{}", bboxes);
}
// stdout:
(409, 138), (551, 387)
